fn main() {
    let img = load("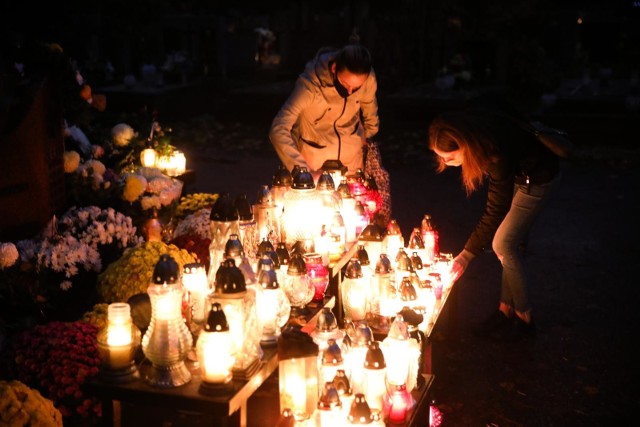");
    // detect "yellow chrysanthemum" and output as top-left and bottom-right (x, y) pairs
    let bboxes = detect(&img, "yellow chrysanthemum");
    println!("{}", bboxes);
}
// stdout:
(80, 303), (109, 331)
(0, 380), (63, 427)
(122, 174), (147, 203)
(97, 241), (196, 303)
